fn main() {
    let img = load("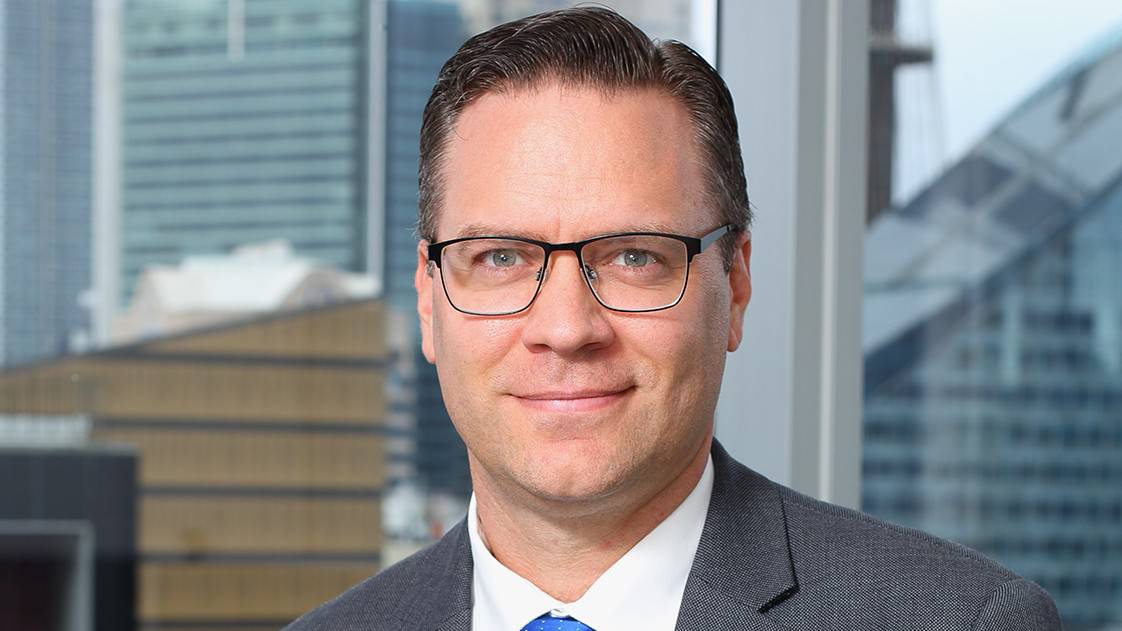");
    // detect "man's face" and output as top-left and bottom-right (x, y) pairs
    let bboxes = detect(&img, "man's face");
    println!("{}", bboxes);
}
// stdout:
(416, 84), (751, 506)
